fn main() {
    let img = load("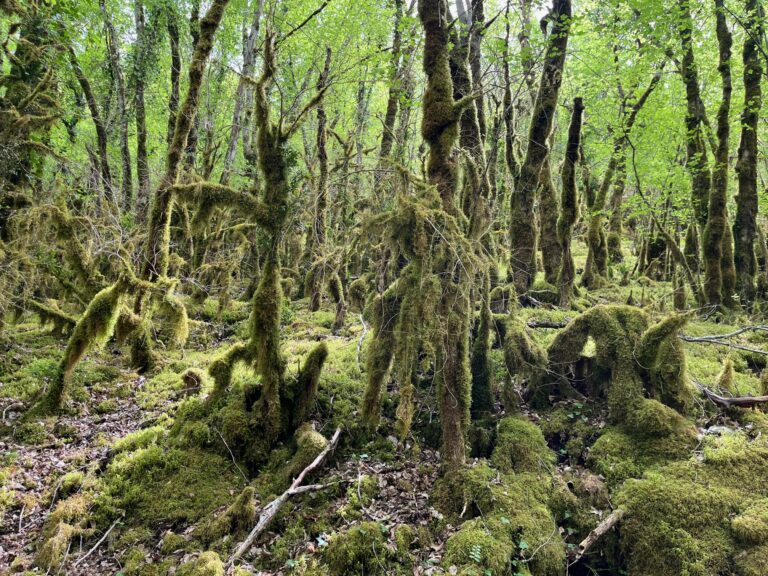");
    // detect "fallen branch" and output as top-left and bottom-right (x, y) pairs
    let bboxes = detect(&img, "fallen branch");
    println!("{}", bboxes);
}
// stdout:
(698, 384), (768, 409)
(526, 320), (569, 329)
(571, 508), (624, 563)
(227, 428), (342, 565)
